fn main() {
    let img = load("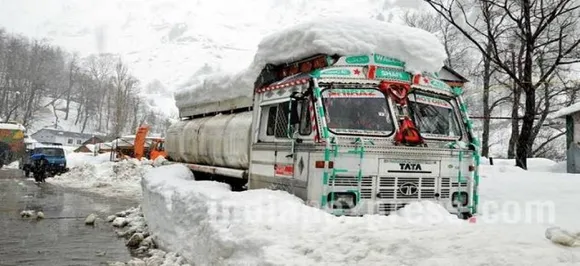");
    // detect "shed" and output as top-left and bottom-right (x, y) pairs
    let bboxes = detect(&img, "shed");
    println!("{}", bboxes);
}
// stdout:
(551, 103), (580, 173)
